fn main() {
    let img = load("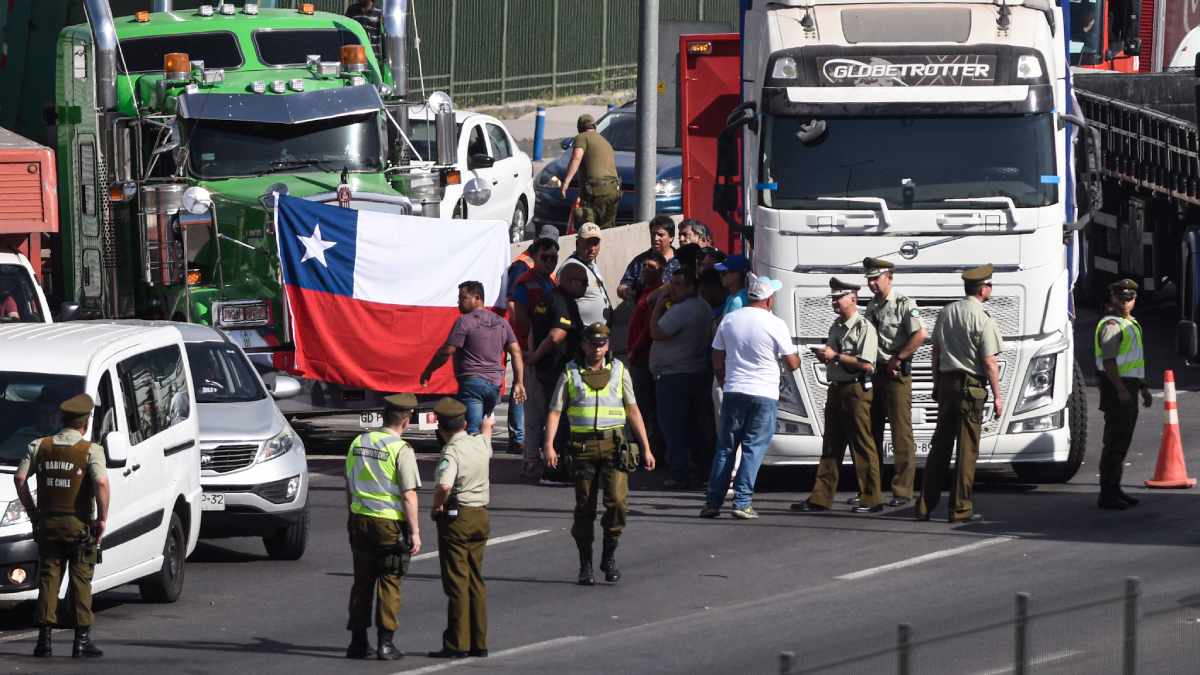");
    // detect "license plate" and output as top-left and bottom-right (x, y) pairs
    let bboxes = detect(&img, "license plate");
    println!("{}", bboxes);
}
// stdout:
(358, 412), (383, 428)
(200, 493), (226, 511)
(884, 442), (932, 458)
